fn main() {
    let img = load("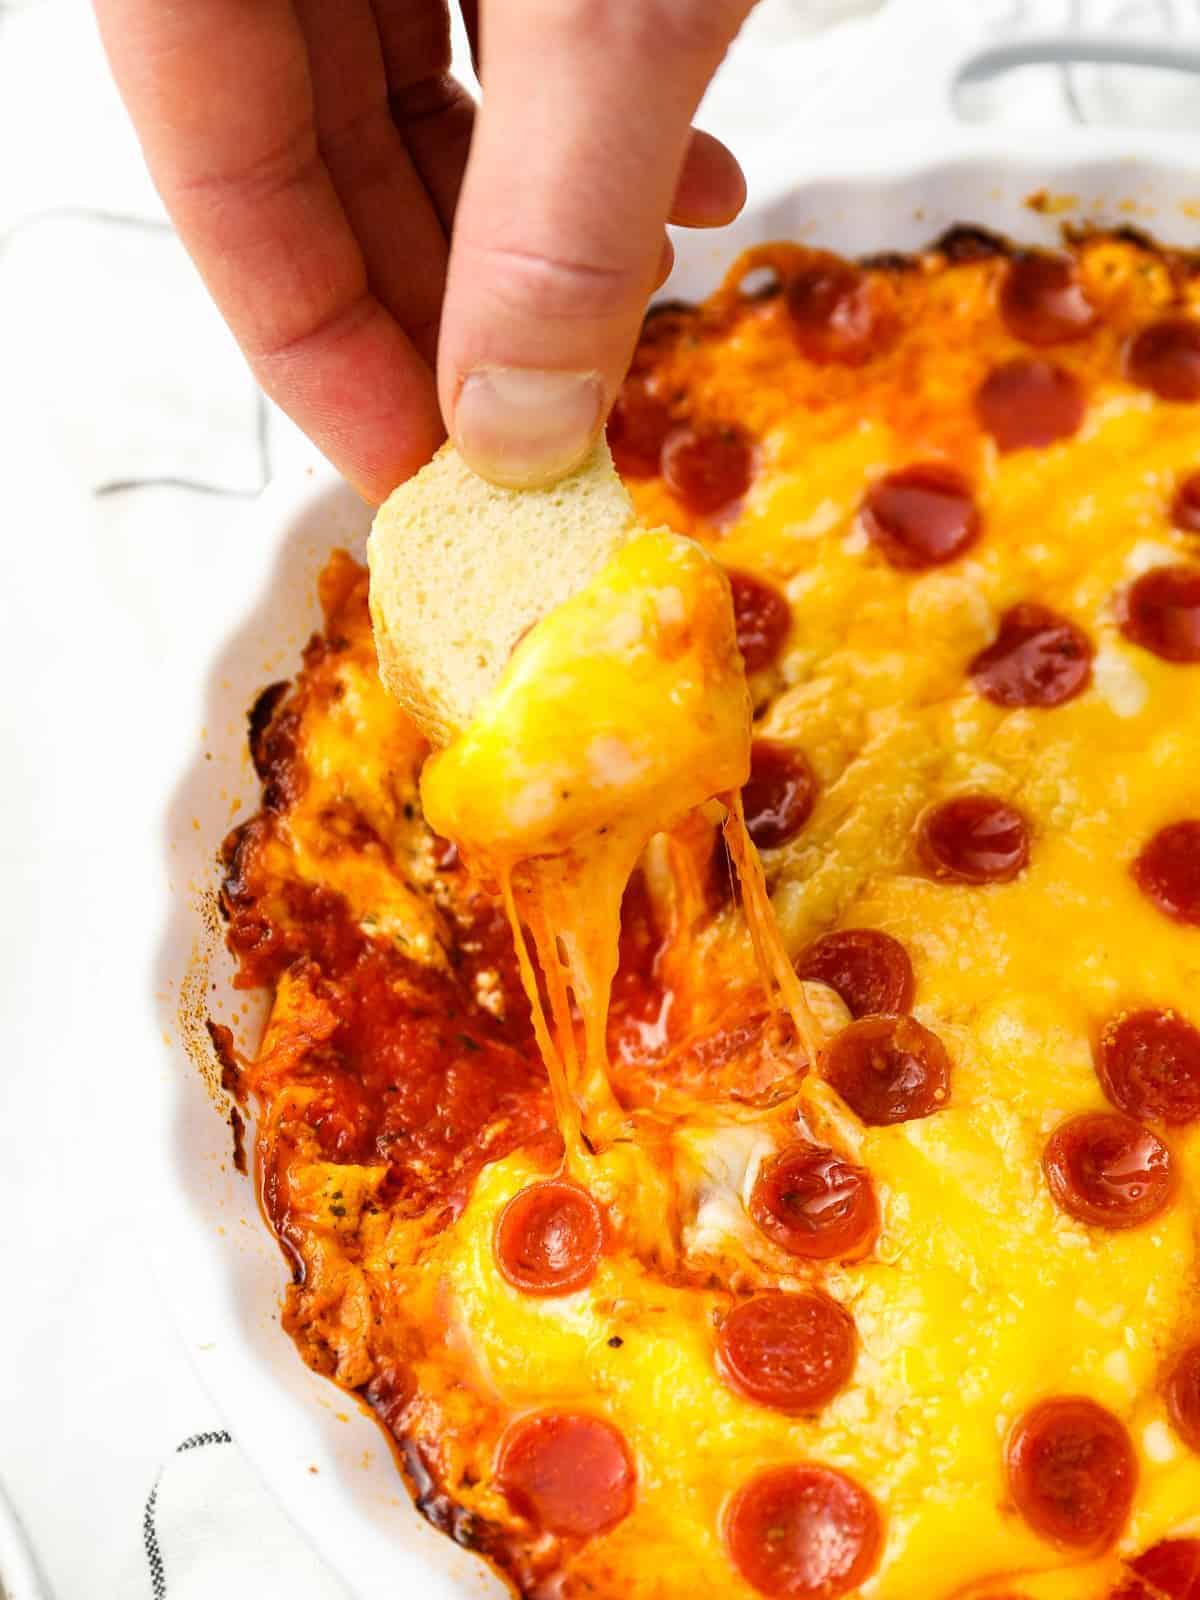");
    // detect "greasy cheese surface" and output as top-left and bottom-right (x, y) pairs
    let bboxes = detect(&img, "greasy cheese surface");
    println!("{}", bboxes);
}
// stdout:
(219, 231), (1200, 1600)
(420, 528), (751, 859)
